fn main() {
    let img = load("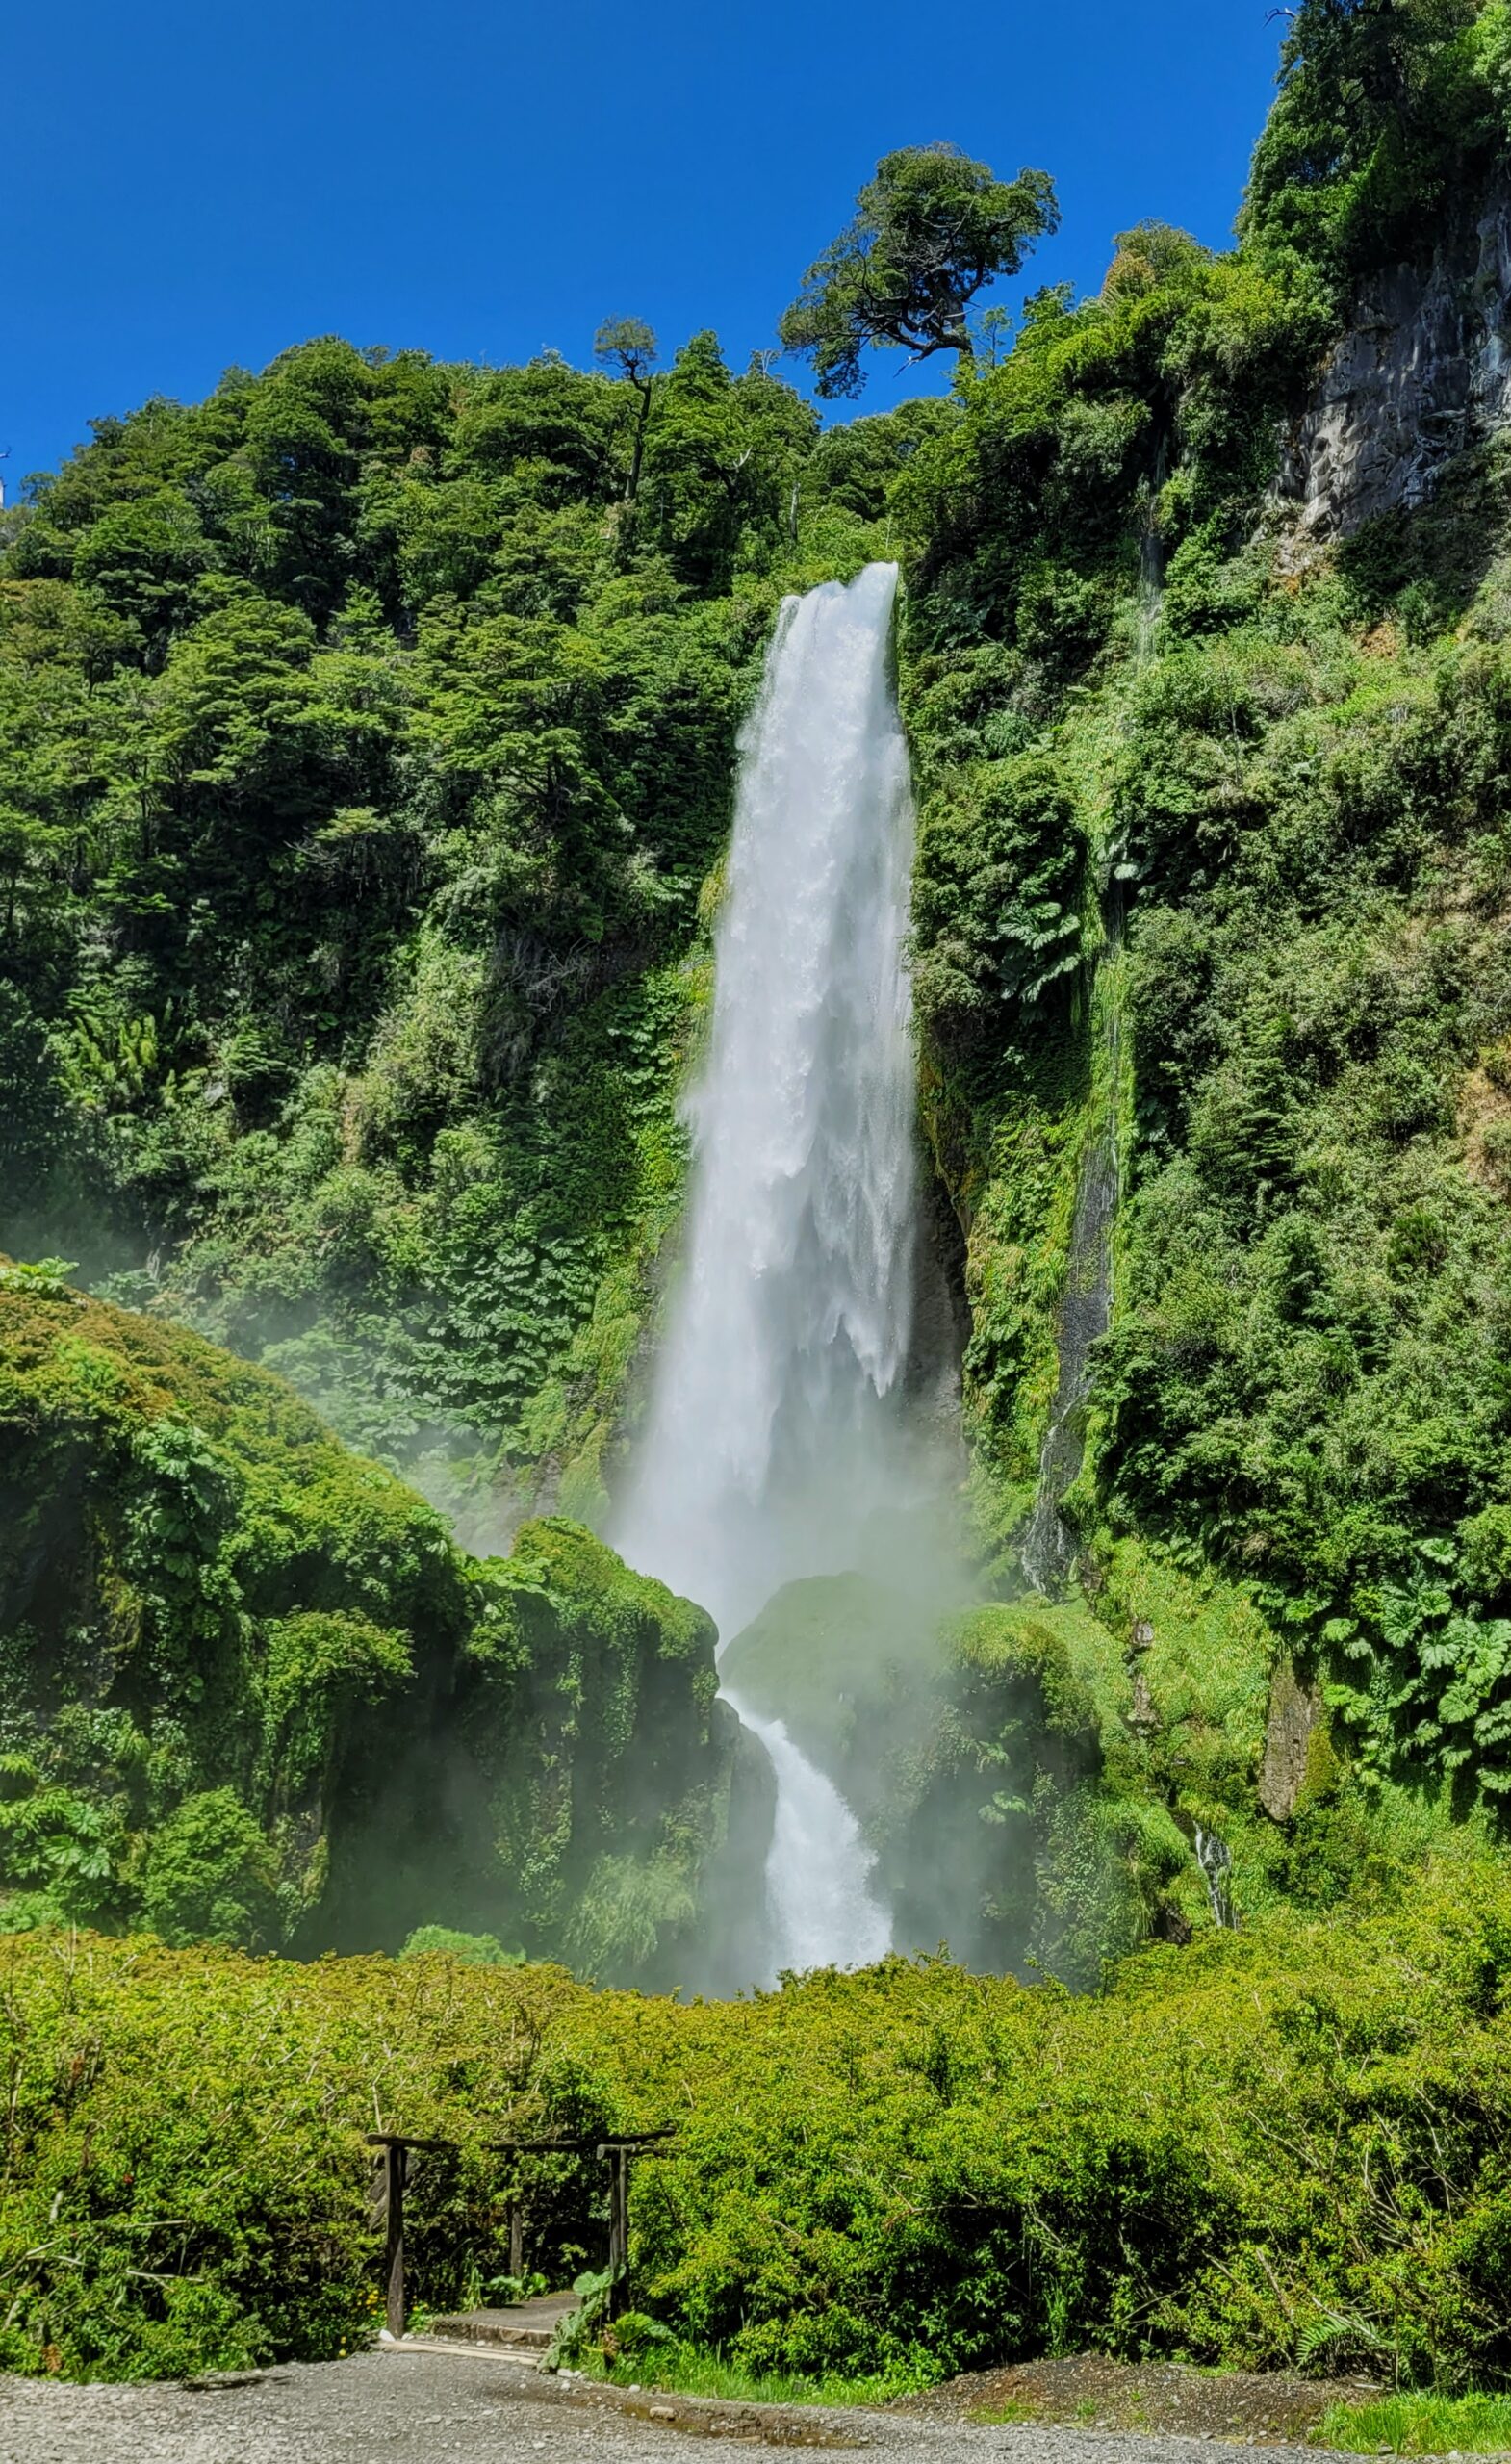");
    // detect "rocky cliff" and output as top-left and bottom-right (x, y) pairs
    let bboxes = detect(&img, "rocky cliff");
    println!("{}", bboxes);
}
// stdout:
(1279, 189), (1511, 544)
